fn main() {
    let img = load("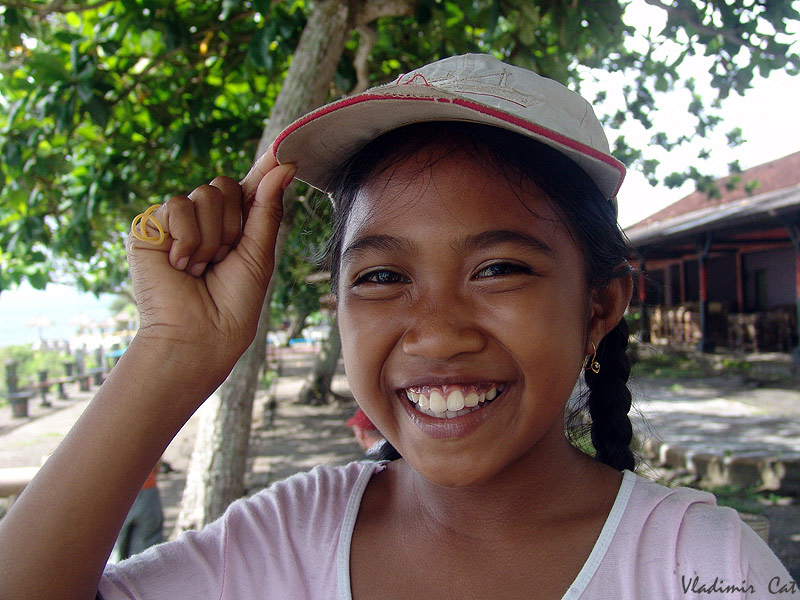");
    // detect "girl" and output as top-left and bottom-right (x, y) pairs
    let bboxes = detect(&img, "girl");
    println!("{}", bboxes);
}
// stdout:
(0, 54), (795, 600)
